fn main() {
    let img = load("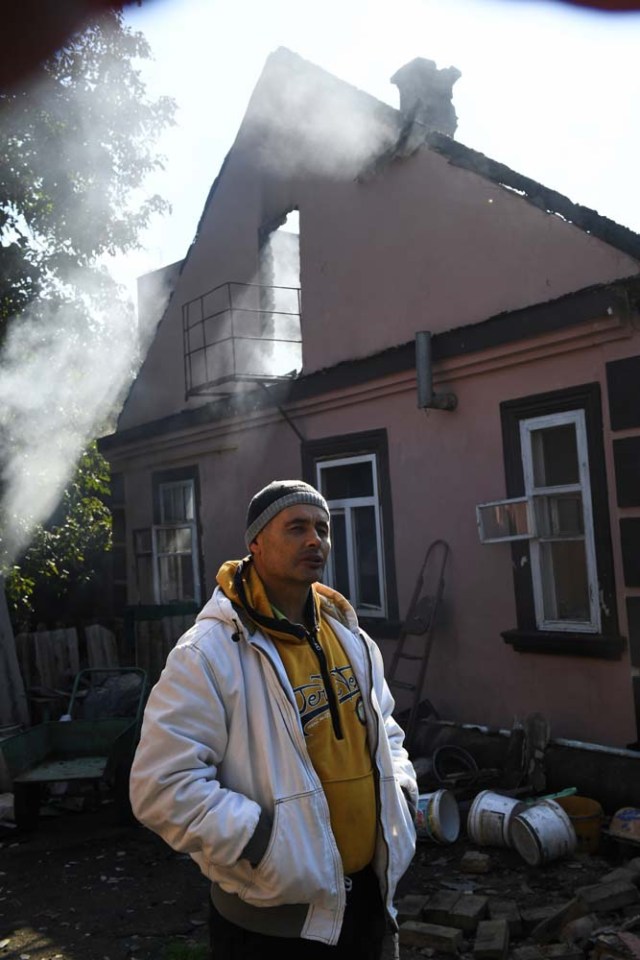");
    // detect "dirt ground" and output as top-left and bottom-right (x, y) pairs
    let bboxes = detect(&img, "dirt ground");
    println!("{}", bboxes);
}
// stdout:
(0, 791), (629, 960)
